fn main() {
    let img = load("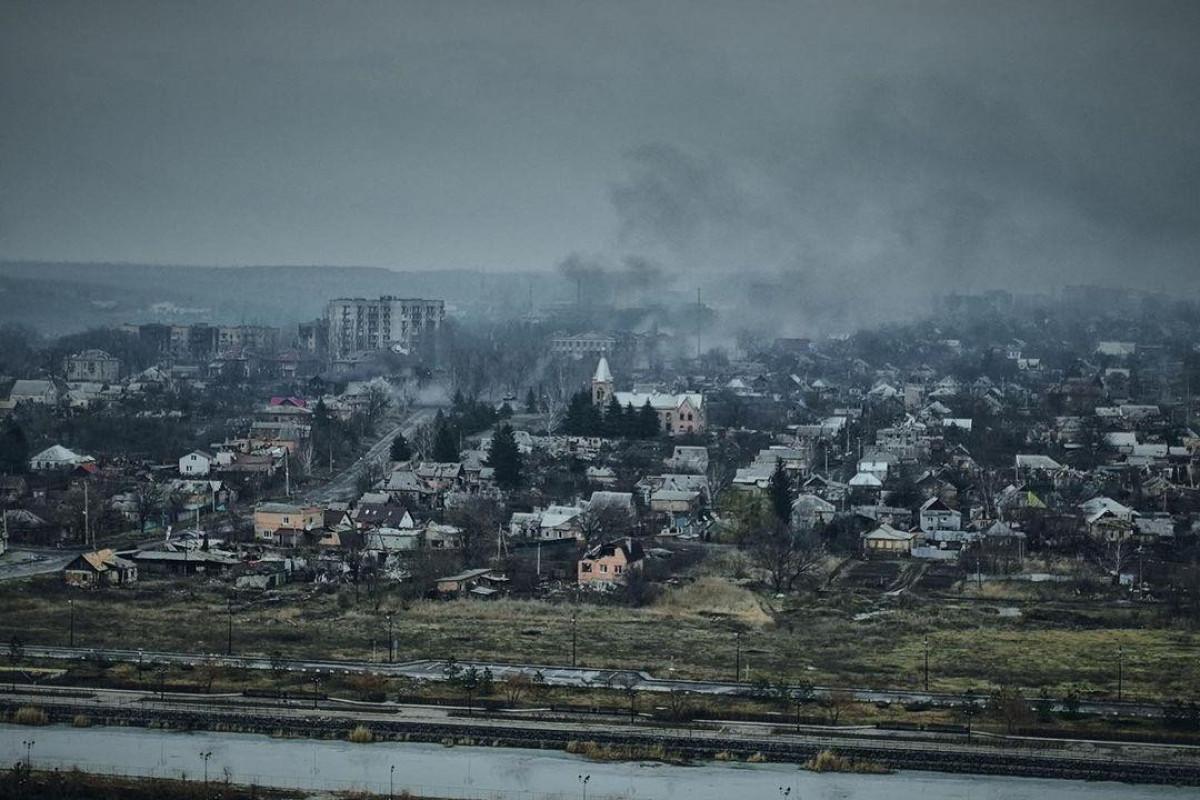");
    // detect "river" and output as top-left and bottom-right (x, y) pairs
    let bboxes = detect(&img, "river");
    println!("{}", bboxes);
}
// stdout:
(1, 724), (1193, 799)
